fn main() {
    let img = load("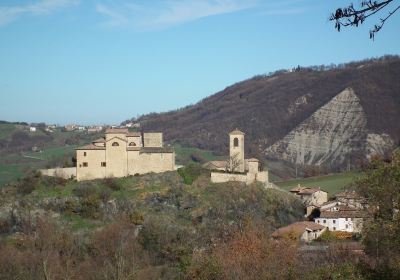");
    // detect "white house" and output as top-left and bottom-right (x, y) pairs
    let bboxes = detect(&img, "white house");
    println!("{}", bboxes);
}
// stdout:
(315, 204), (367, 233)
(29, 127), (36, 132)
